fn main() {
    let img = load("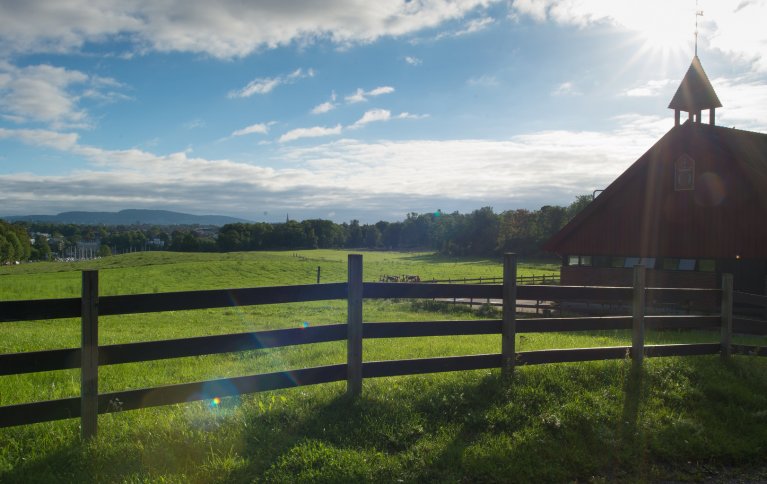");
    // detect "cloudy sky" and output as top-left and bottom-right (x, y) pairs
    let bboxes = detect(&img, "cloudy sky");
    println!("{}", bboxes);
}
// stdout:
(0, 1), (765, 223)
